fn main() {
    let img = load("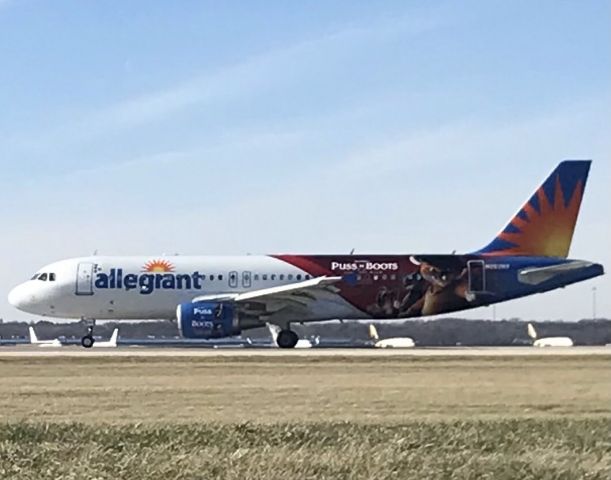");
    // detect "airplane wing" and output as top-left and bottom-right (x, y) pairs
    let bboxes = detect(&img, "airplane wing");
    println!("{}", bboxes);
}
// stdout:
(191, 276), (344, 319)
